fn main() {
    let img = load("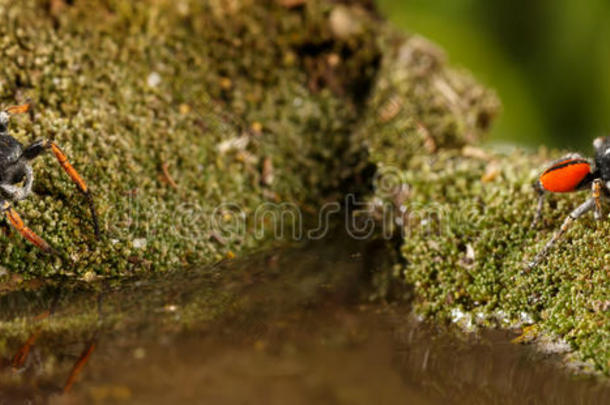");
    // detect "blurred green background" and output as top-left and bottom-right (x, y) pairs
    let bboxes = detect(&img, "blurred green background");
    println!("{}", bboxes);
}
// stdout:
(377, 0), (610, 152)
